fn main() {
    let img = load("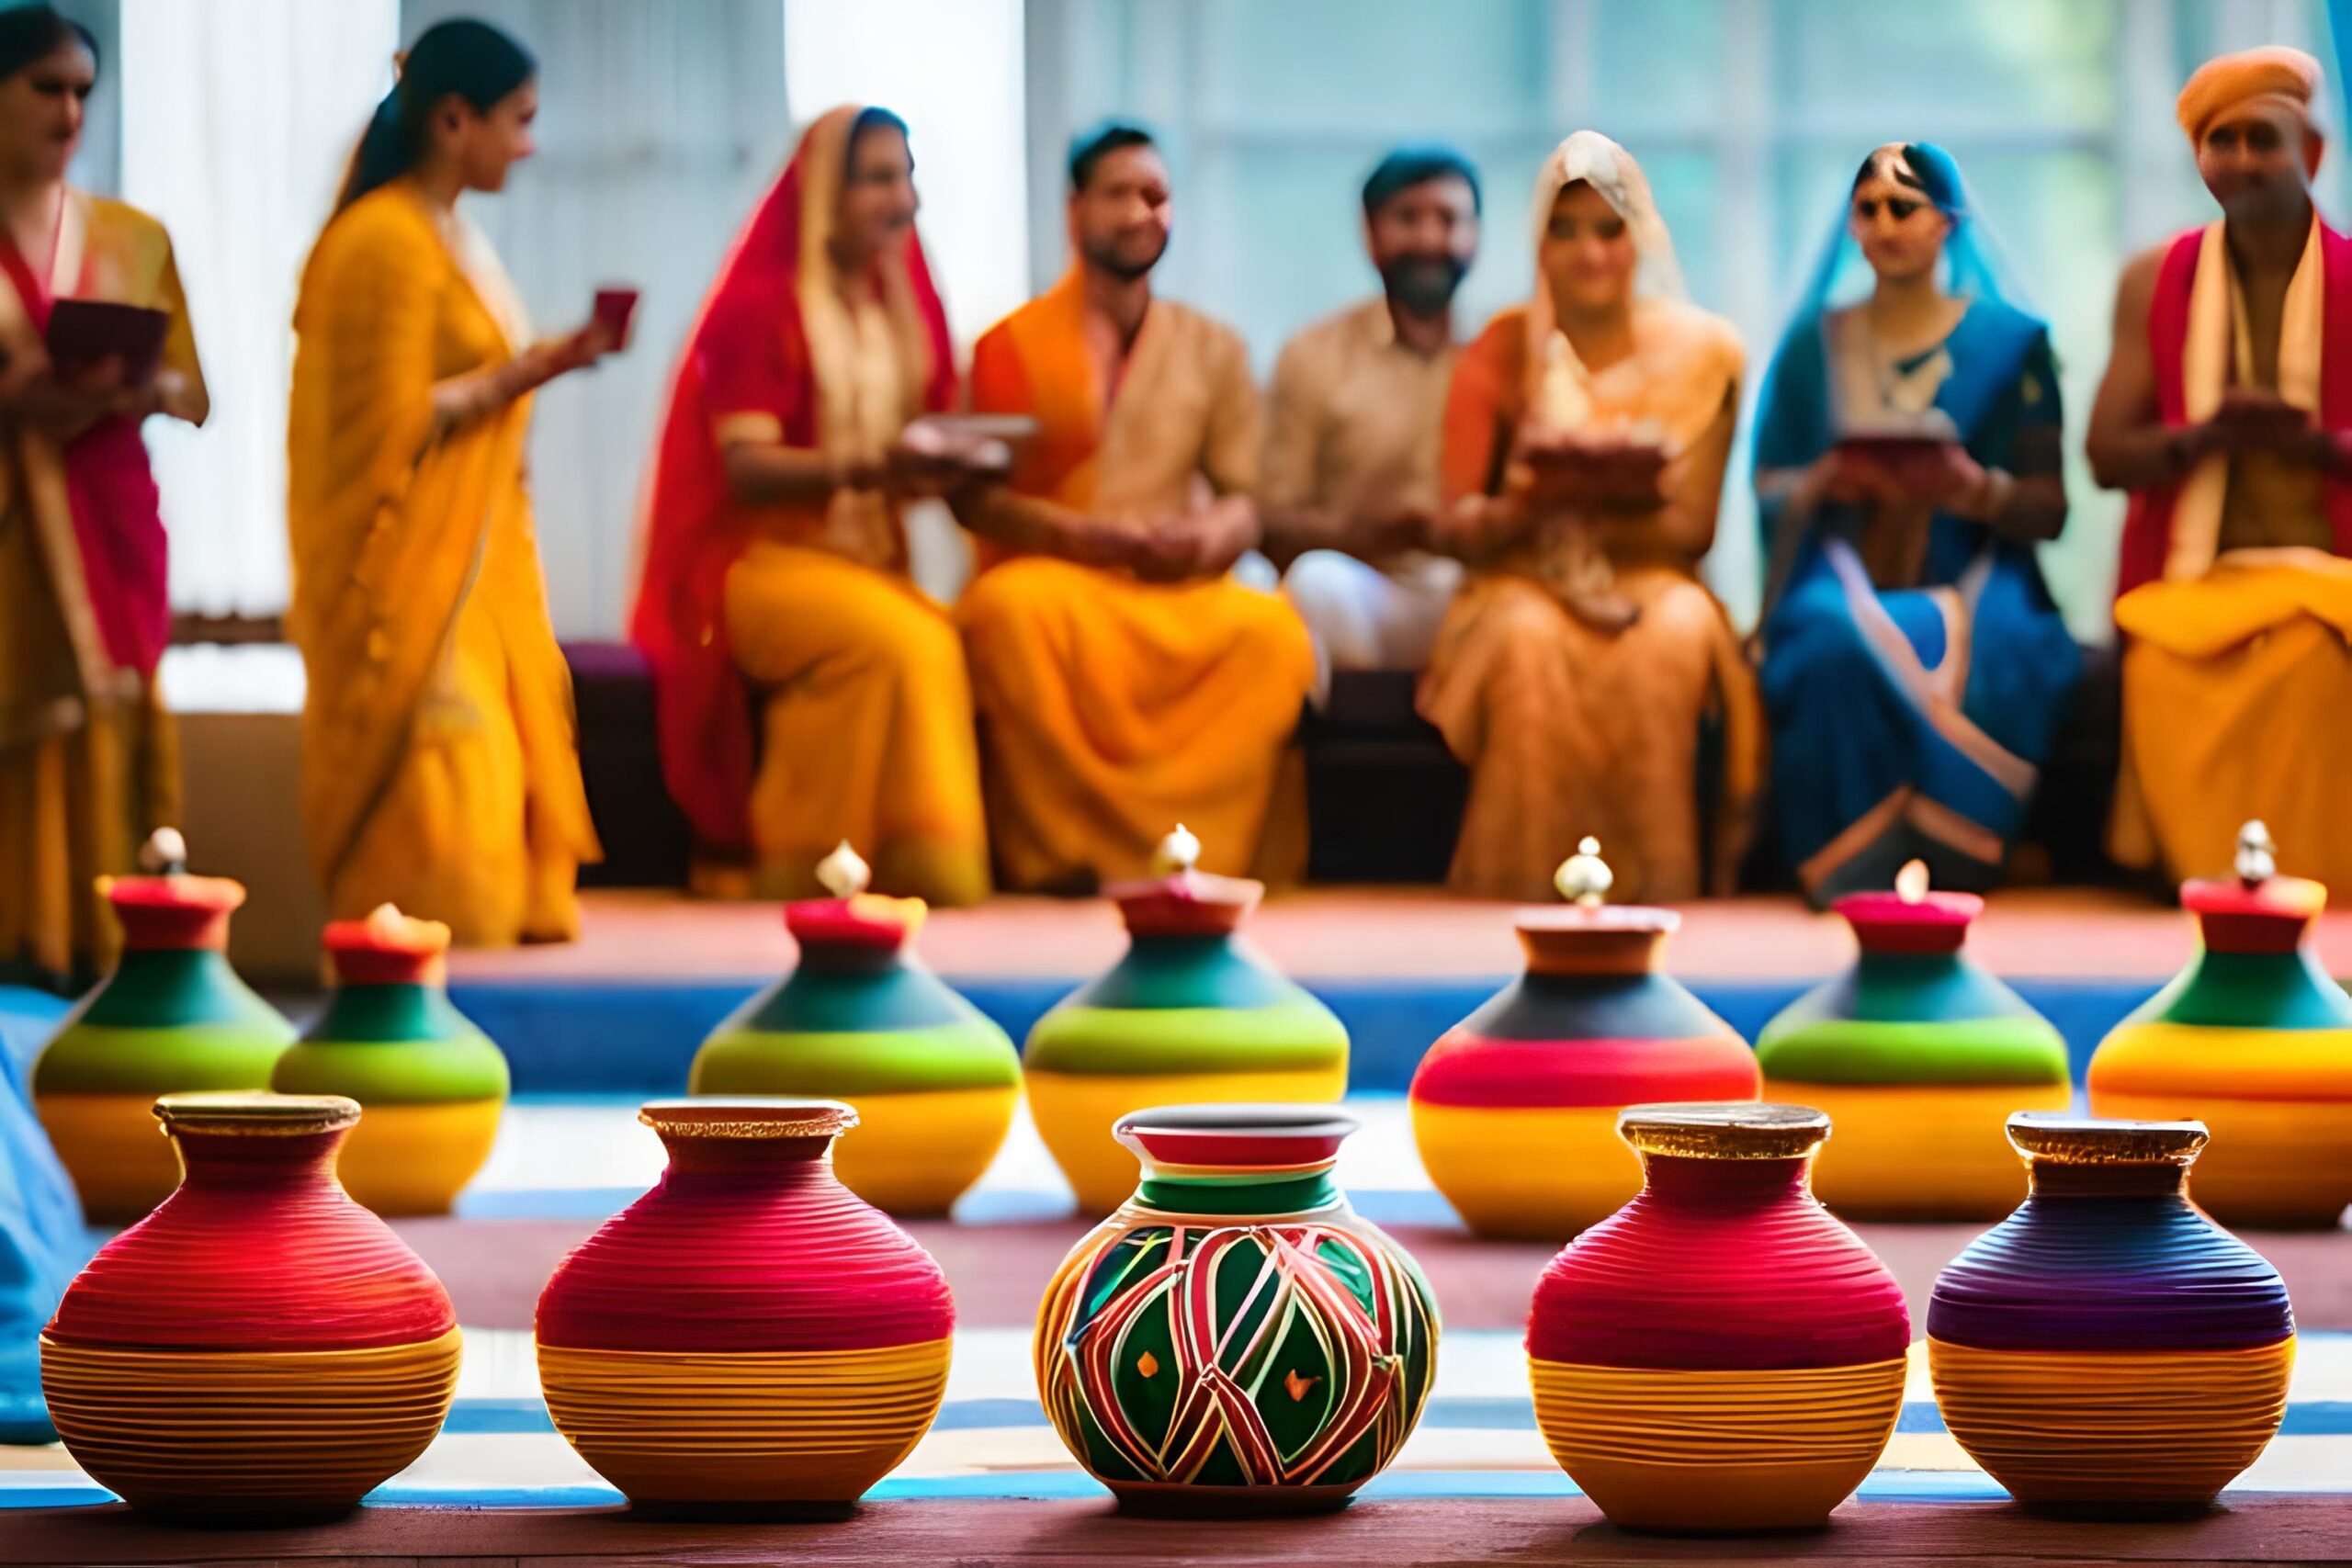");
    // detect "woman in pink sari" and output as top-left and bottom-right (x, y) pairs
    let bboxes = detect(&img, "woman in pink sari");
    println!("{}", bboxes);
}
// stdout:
(633, 105), (992, 903)
(0, 6), (207, 987)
